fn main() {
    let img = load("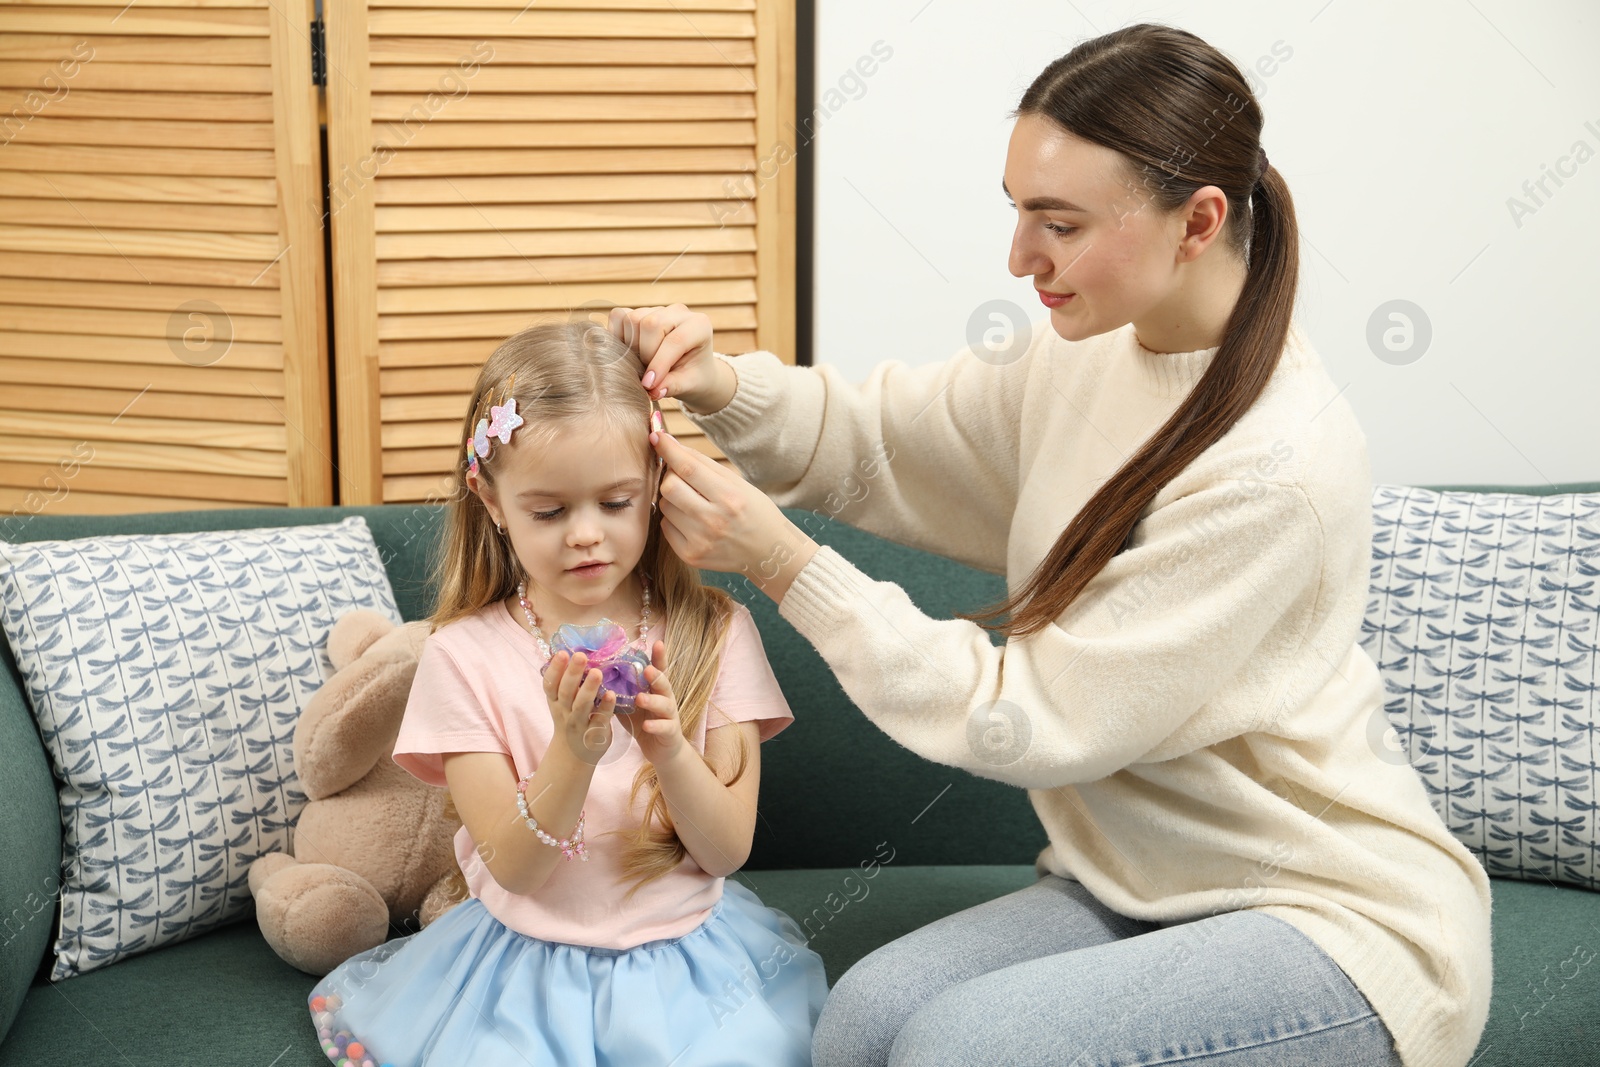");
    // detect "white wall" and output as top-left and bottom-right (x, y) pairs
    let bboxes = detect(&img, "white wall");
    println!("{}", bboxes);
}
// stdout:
(811, 0), (1599, 487)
